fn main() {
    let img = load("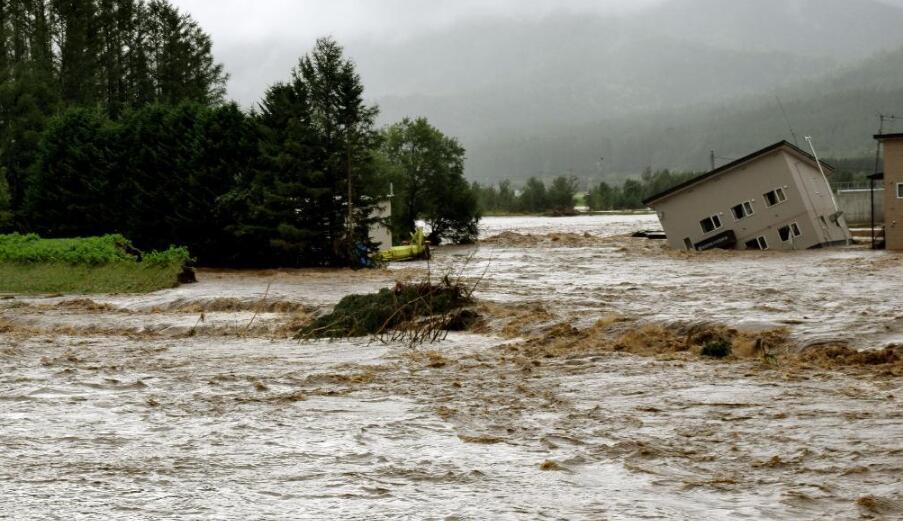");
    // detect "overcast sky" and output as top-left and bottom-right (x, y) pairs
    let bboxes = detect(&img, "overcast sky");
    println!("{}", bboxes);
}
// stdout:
(169, 0), (662, 106)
